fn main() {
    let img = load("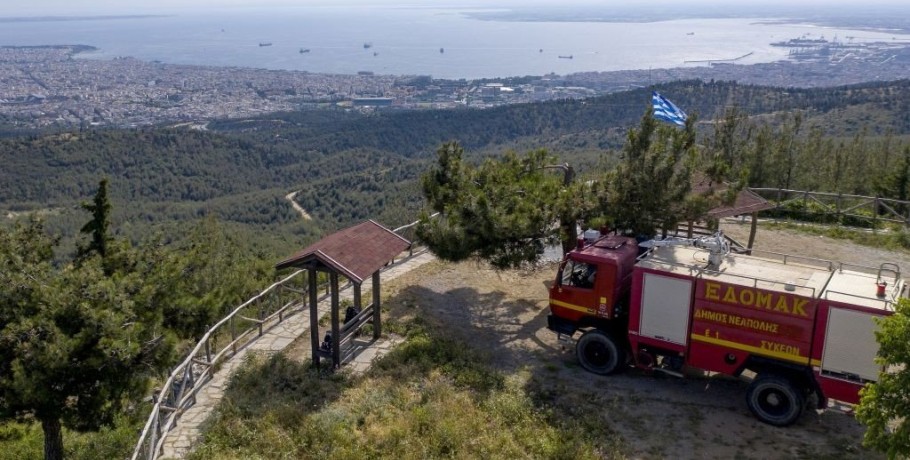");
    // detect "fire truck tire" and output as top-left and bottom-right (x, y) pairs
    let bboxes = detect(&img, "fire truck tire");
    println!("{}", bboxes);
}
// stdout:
(576, 330), (623, 375)
(746, 374), (805, 426)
